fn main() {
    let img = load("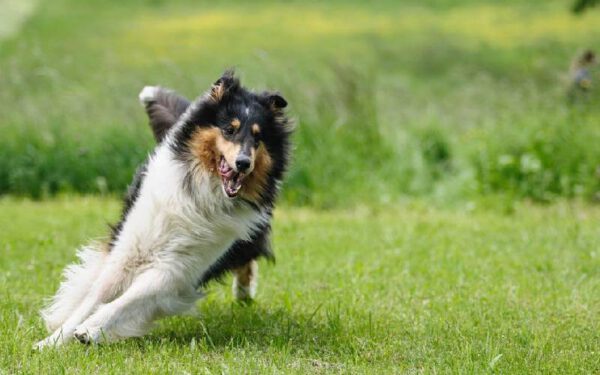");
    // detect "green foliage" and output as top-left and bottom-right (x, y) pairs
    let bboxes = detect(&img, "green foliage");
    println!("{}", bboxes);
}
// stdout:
(0, 125), (153, 198)
(573, 0), (600, 13)
(1, 0), (600, 205)
(472, 111), (600, 201)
